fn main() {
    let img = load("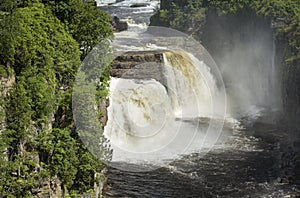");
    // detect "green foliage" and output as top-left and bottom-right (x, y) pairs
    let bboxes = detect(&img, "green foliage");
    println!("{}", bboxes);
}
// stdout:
(152, 0), (300, 61)
(50, 128), (78, 188)
(0, 98), (4, 126)
(73, 70), (112, 162)
(0, 0), (113, 196)
(69, 2), (113, 59)
(0, 0), (23, 14)
(0, 65), (11, 78)
(285, 12), (300, 63)
(151, 0), (206, 34)
(206, 0), (251, 15)
(0, 151), (40, 197)
(43, 0), (113, 59)
(5, 77), (33, 140)
(72, 147), (104, 192)
(252, 0), (300, 19)
(0, 2), (81, 83)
